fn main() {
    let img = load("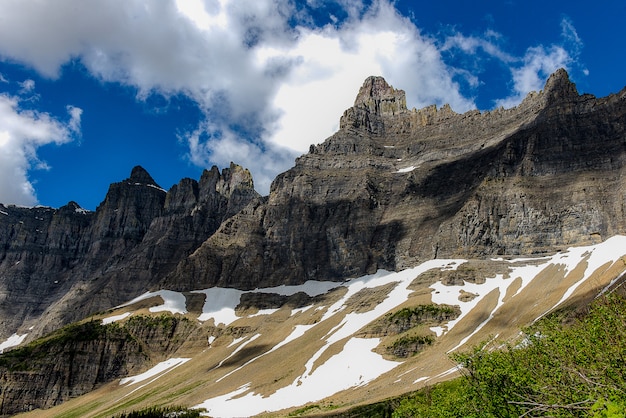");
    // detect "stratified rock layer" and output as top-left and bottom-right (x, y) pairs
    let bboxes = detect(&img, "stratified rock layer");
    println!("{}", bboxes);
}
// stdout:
(0, 69), (626, 416)
(0, 316), (205, 416)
